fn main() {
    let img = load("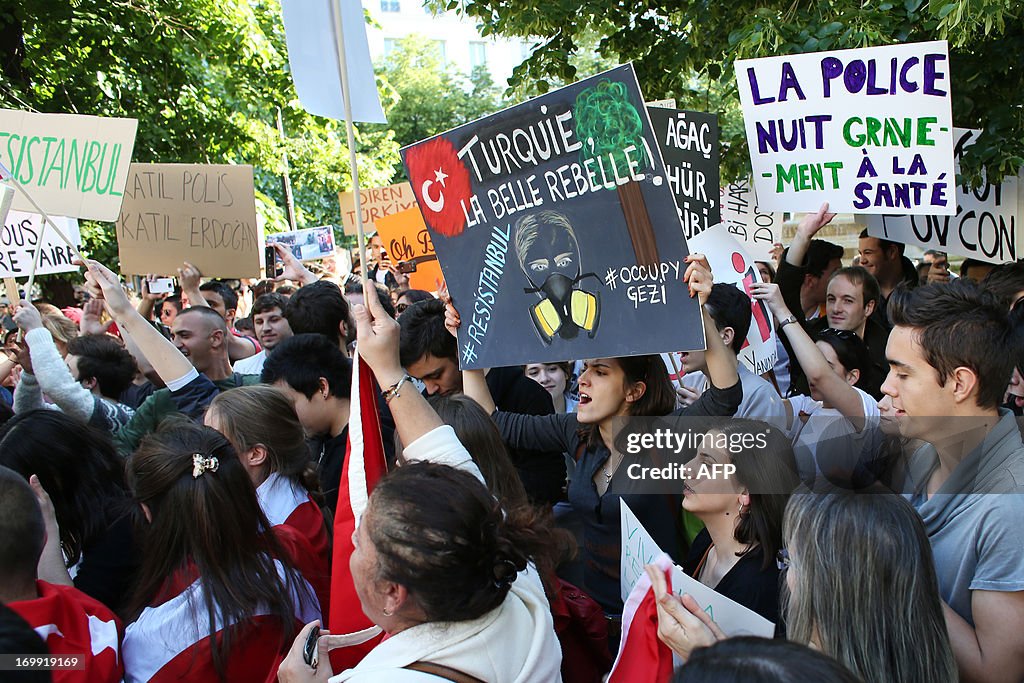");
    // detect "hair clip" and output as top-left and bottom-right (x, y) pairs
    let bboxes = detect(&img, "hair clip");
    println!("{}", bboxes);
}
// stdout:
(192, 454), (220, 479)
(492, 559), (519, 590)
